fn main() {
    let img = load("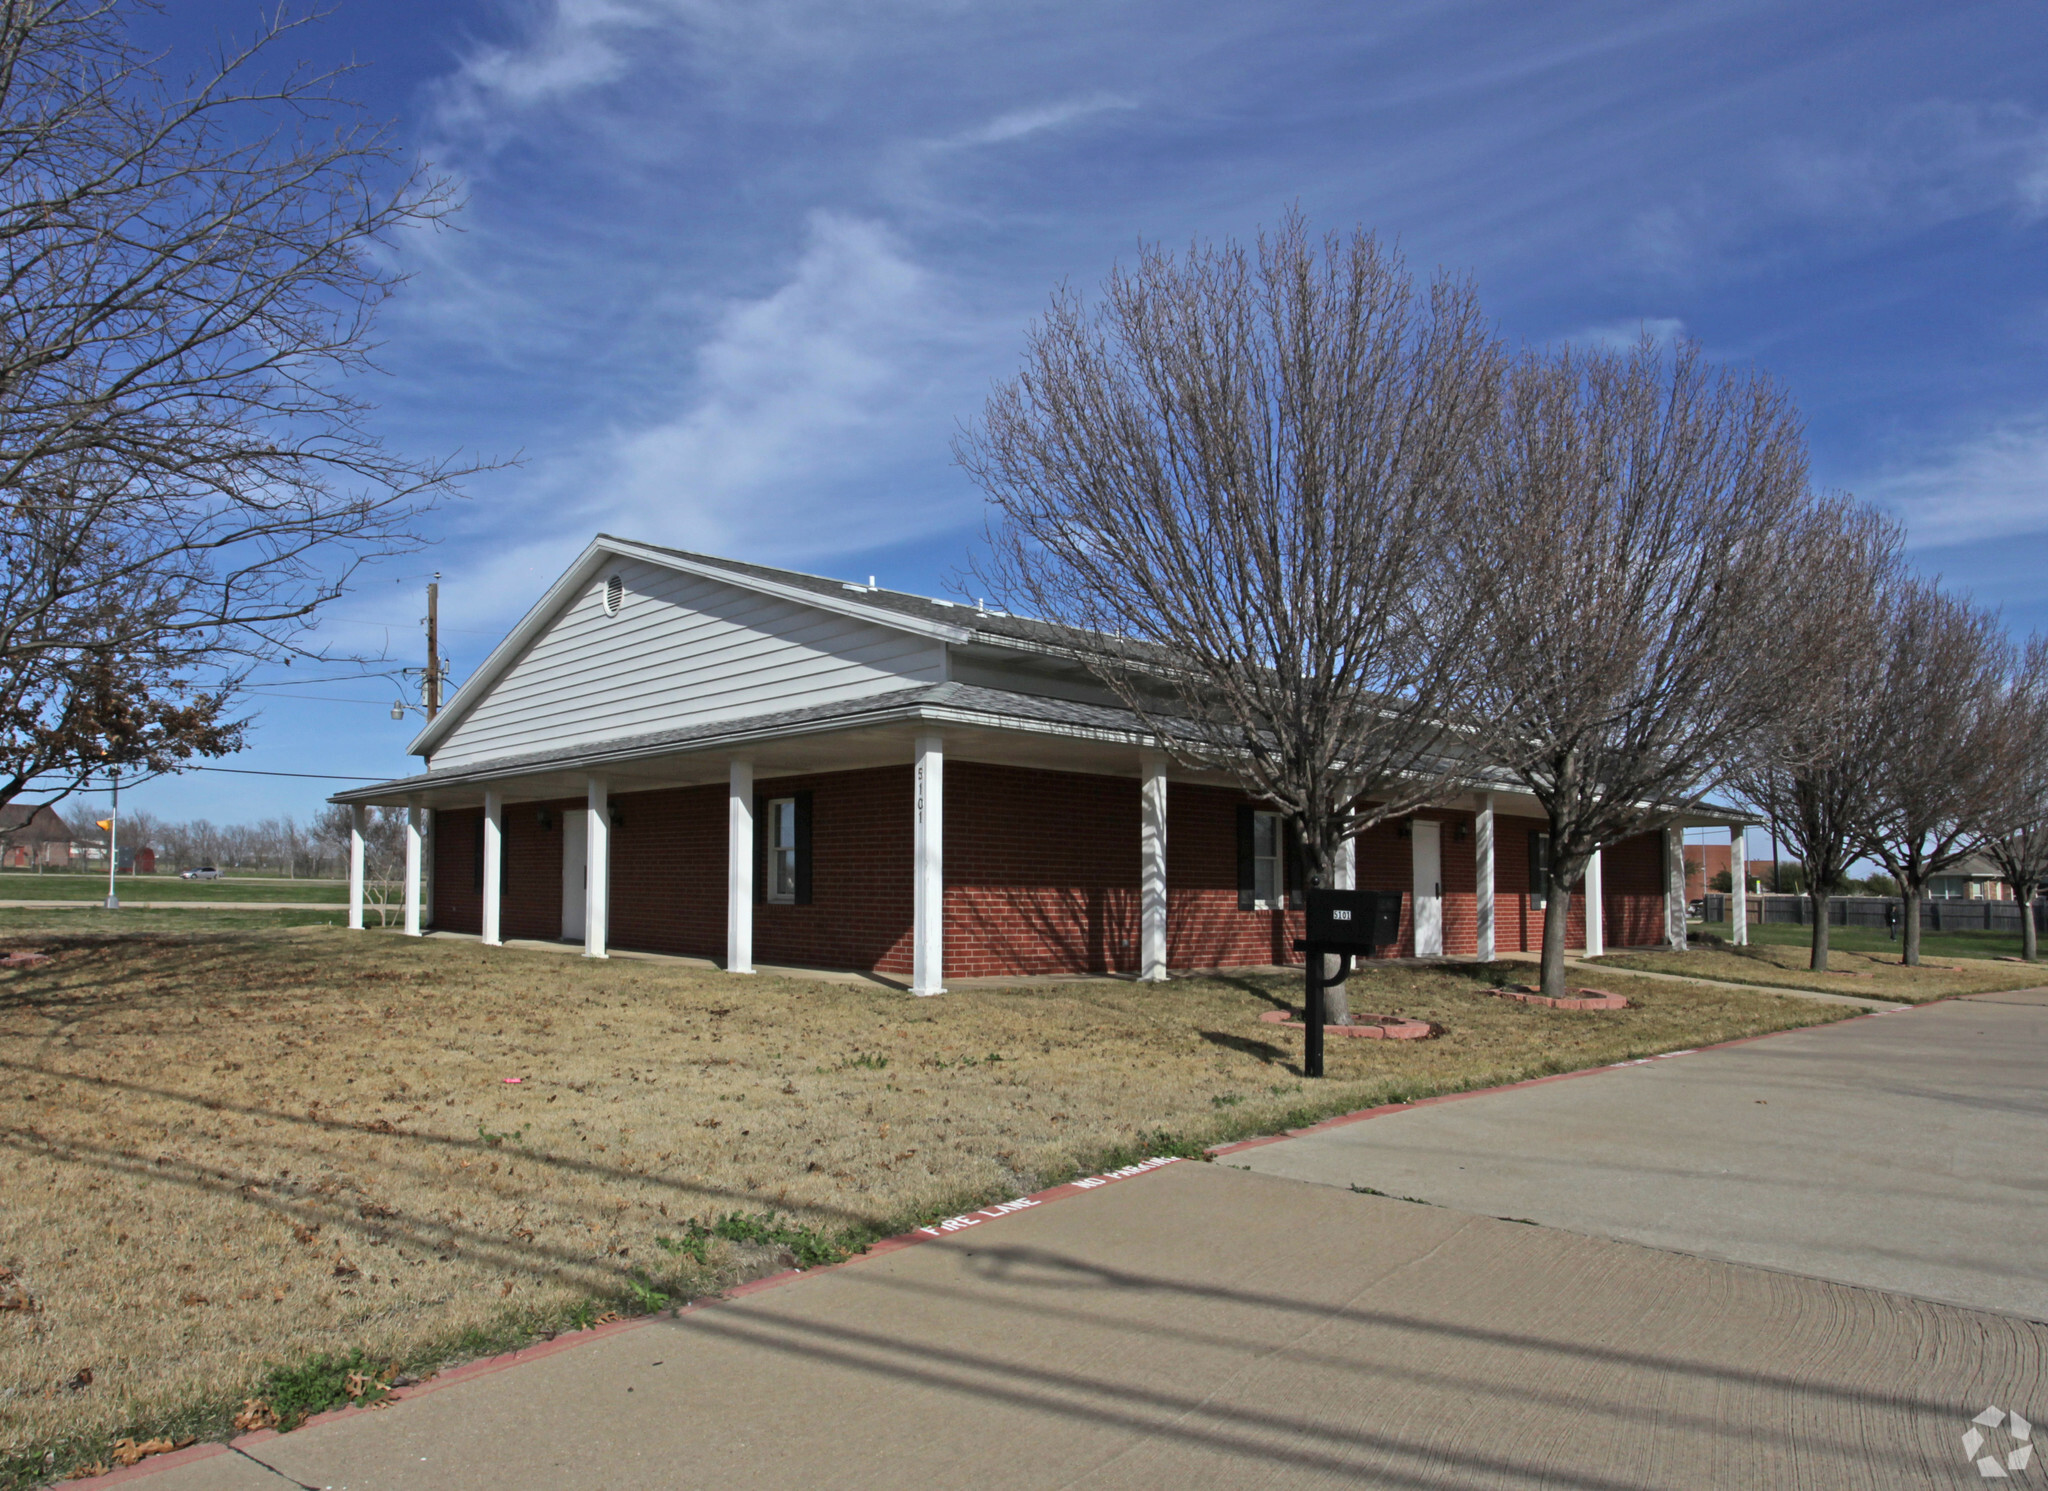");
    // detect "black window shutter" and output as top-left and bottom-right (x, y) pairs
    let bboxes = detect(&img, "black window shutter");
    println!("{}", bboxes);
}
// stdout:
(793, 791), (813, 905)
(1236, 804), (1256, 911)
(753, 793), (767, 905)
(1284, 819), (1307, 910)
(472, 816), (484, 892)
(1529, 829), (1546, 898)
